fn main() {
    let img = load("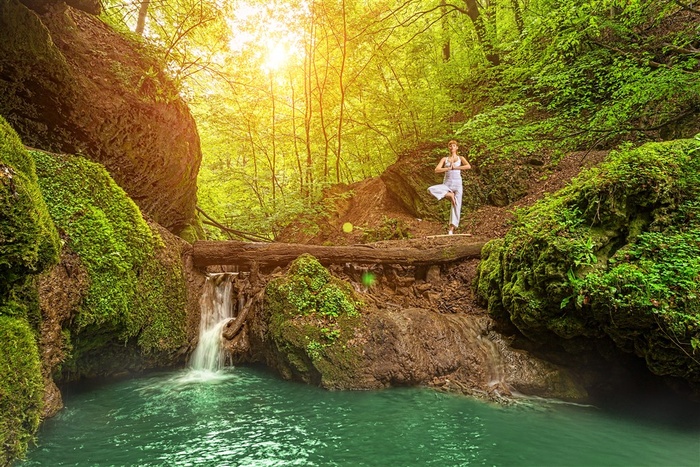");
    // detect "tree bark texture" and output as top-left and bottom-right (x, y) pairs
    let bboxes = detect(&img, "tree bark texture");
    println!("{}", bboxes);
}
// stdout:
(192, 240), (485, 268)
